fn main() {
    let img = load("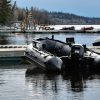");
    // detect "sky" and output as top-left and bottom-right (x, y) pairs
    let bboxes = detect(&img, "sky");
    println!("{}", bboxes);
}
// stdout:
(12, 0), (100, 17)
